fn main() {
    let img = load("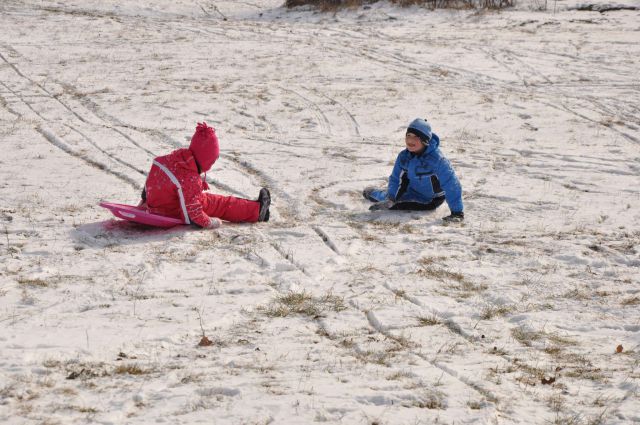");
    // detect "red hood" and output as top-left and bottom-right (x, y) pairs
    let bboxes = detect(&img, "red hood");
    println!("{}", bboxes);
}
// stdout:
(189, 122), (219, 172)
